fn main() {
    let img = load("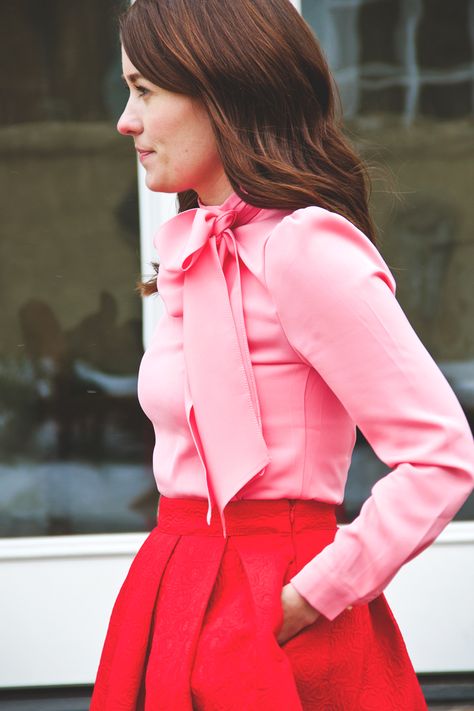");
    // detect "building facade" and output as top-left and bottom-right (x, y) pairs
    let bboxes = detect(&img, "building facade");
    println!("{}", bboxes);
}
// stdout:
(1, 0), (473, 698)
